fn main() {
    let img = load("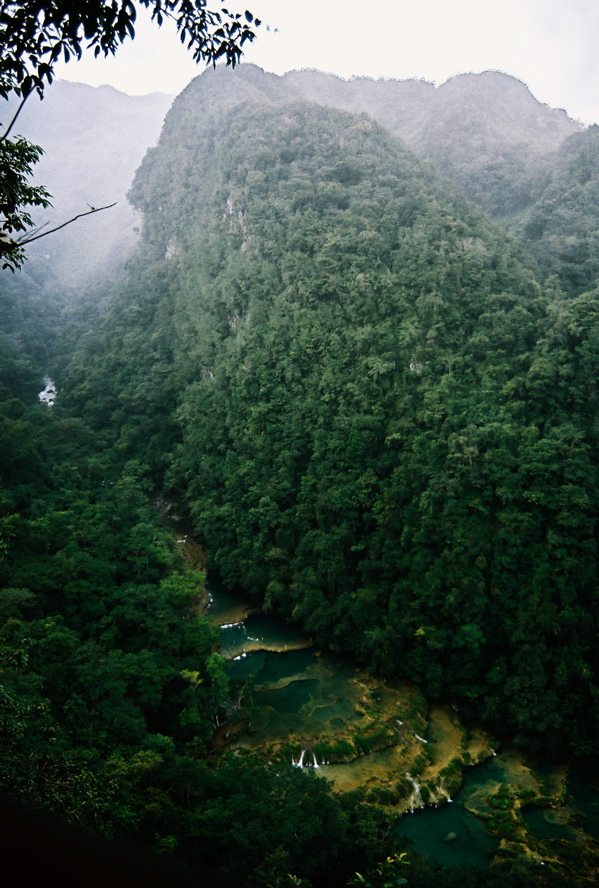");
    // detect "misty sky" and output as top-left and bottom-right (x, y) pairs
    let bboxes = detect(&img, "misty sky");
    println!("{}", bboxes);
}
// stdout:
(53, 0), (599, 125)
